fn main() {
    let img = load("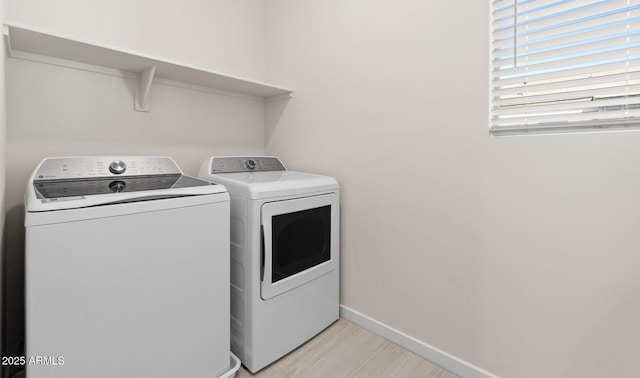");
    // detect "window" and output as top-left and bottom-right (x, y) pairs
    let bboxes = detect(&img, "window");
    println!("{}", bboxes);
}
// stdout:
(490, 0), (640, 136)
